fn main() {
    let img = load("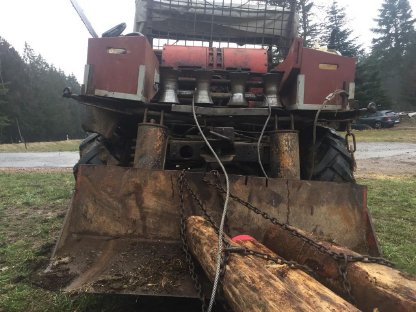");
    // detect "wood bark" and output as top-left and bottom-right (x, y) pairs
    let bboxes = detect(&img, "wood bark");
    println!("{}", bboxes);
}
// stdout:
(186, 216), (359, 312)
(263, 225), (416, 312)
